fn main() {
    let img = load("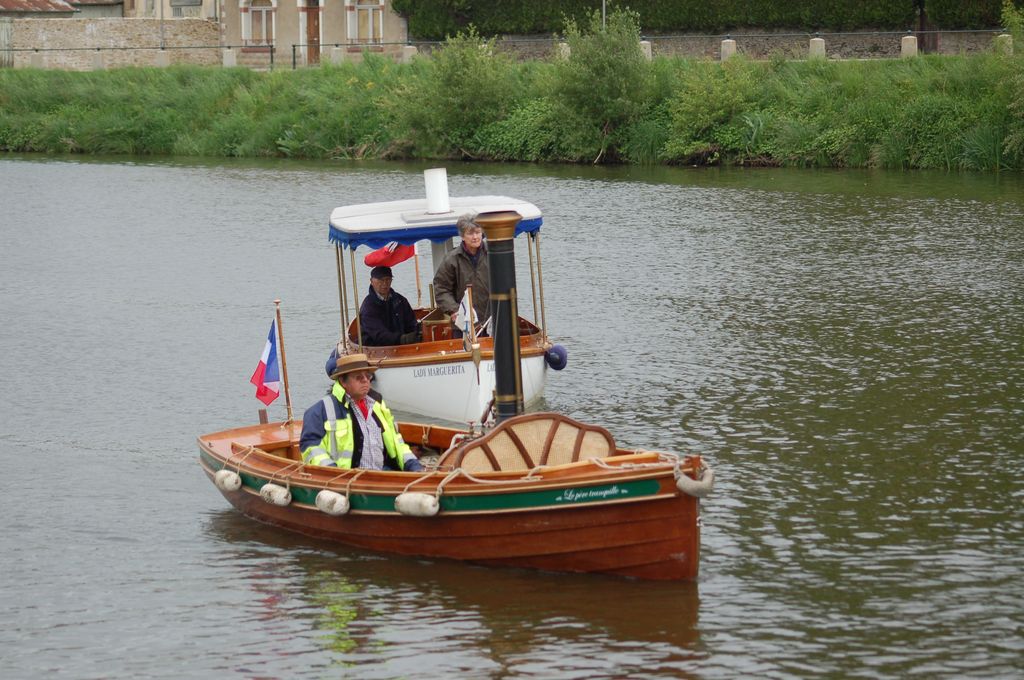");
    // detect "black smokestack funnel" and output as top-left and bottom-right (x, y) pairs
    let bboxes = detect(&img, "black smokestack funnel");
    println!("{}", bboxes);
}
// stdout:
(476, 210), (524, 422)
